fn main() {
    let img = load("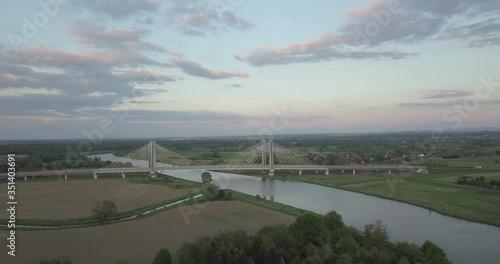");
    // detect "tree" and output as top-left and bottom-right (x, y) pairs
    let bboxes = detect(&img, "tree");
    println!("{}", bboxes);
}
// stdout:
(421, 240), (450, 264)
(258, 224), (298, 250)
(323, 210), (344, 233)
(394, 241), (424, 263)
(91, 200), (117, 224)
(363, 220), (388, 249)
(153, 248), (172, 264)
(290, 213), (328, 246)
(337, 253), (354, 264)
(201, 171), (213, 184)
(203, 183), (220, 200)
(397, 257), (410, 264)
